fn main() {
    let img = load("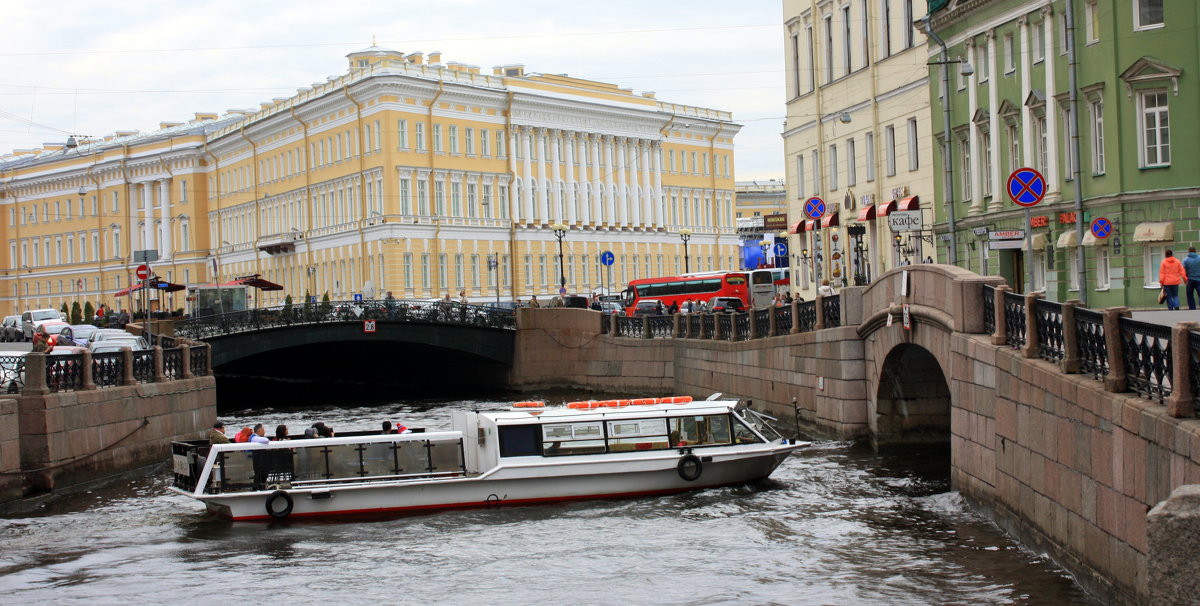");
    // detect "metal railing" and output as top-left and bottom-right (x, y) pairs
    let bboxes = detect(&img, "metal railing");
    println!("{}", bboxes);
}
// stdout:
(1120, 317), (1172, 404)
(983, 285), (996, 335)
(823, 295), (841, 328)
(1034, 299), (1065, 363)
(796, 301), (817, 332)
(175, 298), (517, 340)
(1003, 291), (1027, 348)
(1075, 308), (1108, 379)
(774, 305), (793, 334)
